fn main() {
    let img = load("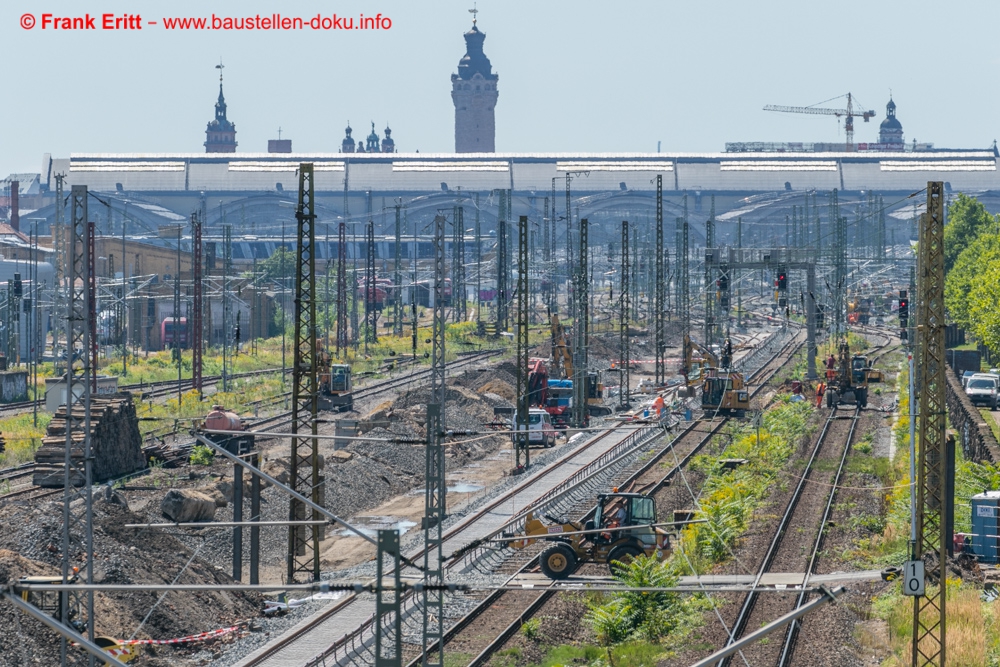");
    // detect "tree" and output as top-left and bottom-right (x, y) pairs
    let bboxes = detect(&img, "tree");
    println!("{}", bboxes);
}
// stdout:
(261, 247), (295, 281)
(944, 193), (998, 273)
(967, 264), (1000, 354)
(946, 234), (1000, 330)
